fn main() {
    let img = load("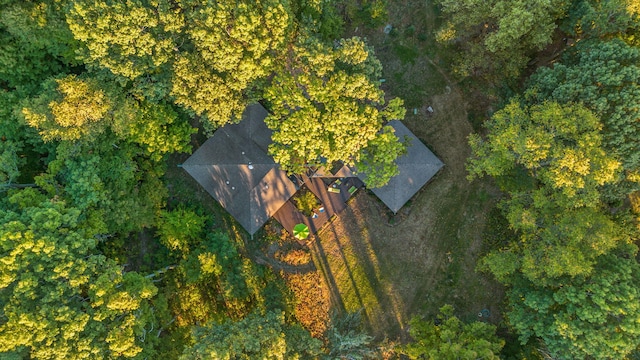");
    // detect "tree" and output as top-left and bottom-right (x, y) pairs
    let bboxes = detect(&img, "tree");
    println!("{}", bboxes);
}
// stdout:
(325, 311), (378, 360)
(179, 311), (322, 360)
(436, 0), (568, 79)
(355, 119), (407, 188)
(264, 37), (406, 186)
(0, 190), (158, 359)
(0, 0), (78, 89)
(525, 39), (640, 199)
(0, 141), (21, 188)
(111, 99), (195, 161)
(34, 135), (168, 234)
(171, 0), (293, 130)
(468, 101), (619, 205)
(156, 206), (207, 253)
(160, 229), (276, 326)
(403, 305), (504, 360)
(562, 0), (640, 38)
(66, 0), (177, 82)
(468, 101), (624, 283)
(68, 0), (293, 119)
(507, 244), (640, 360)
(21, 75), (111, 142)
(480, 201), (628, 284)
